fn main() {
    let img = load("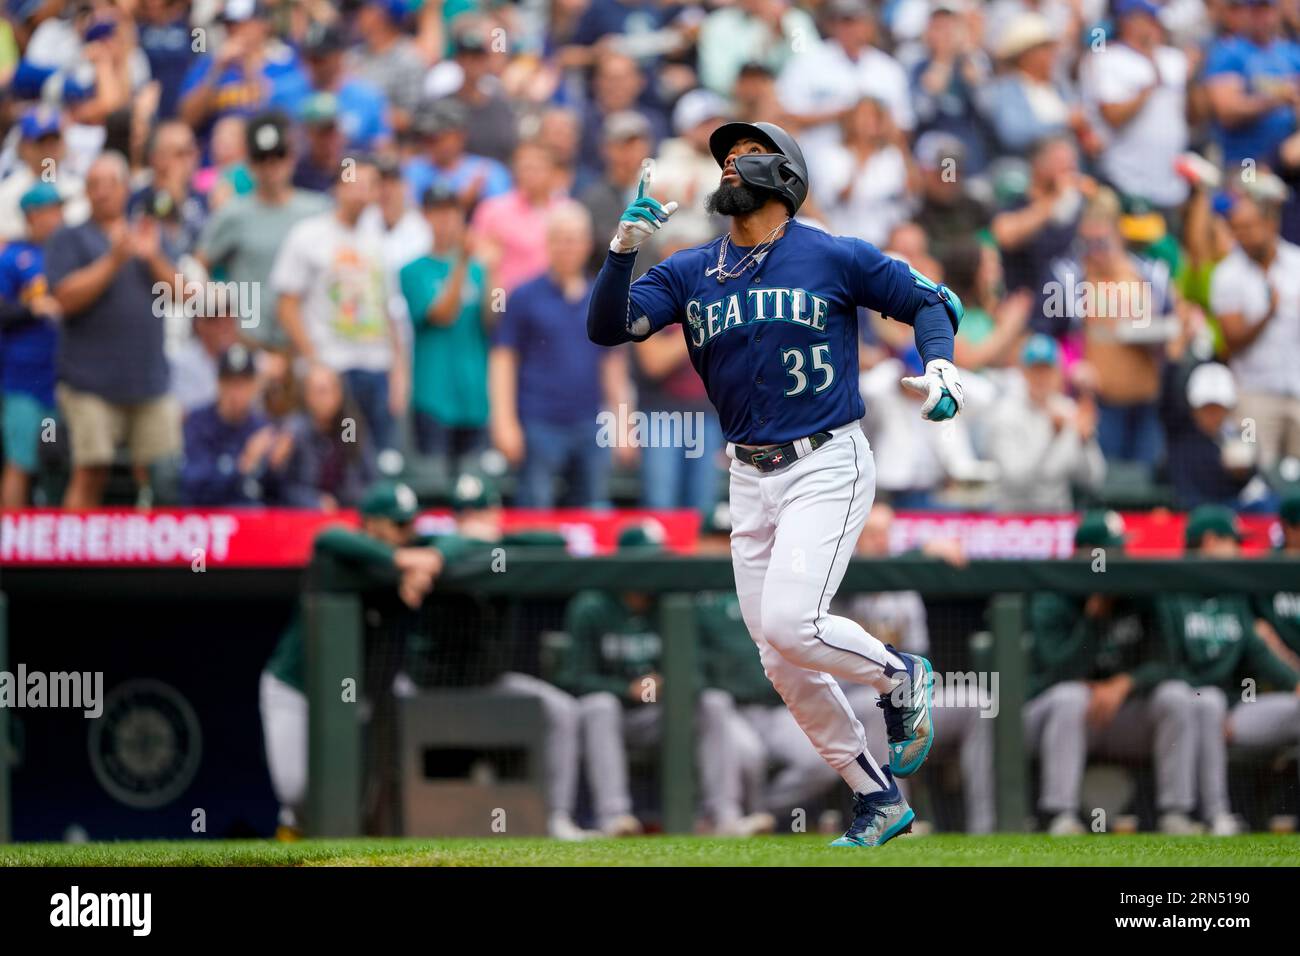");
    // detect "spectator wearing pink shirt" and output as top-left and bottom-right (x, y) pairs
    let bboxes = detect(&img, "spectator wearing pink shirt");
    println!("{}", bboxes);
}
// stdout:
(470, 141), (568, 293)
